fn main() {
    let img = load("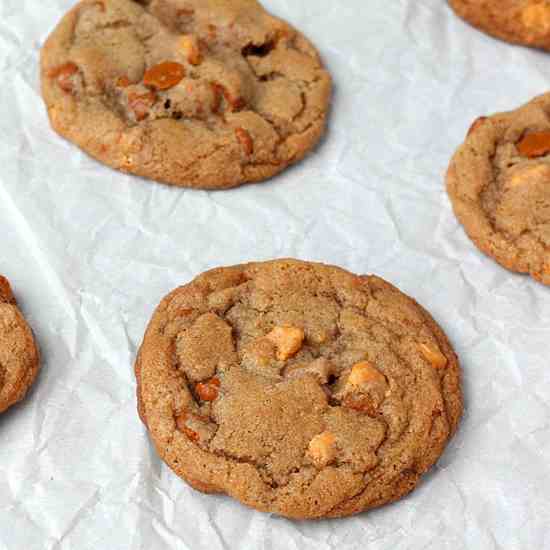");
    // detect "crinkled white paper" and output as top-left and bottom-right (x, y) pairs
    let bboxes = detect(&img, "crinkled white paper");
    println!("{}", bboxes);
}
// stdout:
(1, 1), (550, 548)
